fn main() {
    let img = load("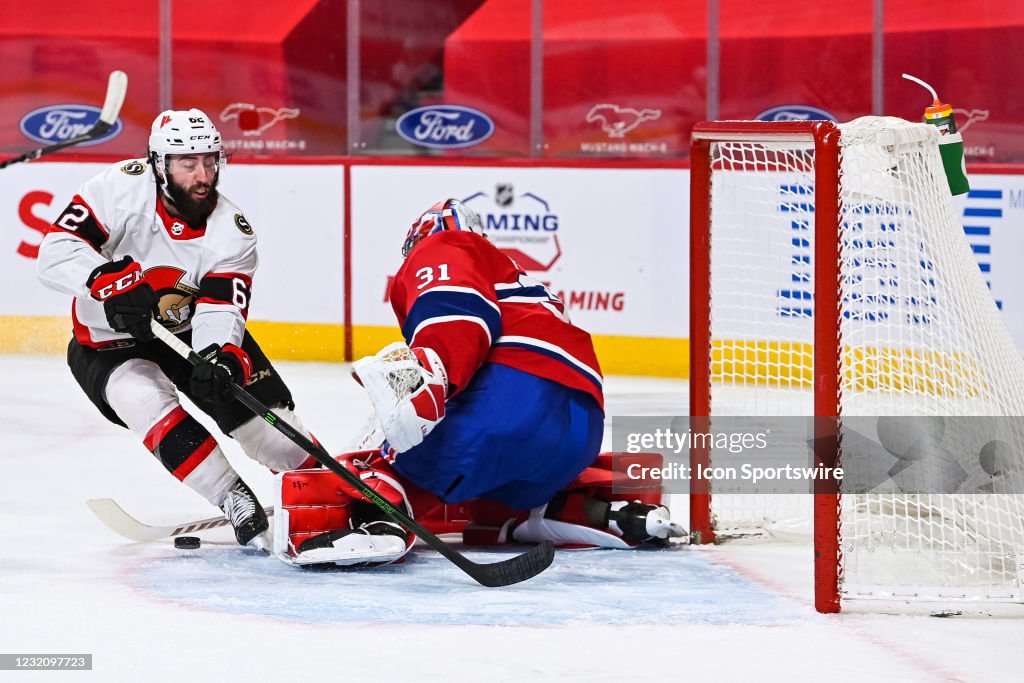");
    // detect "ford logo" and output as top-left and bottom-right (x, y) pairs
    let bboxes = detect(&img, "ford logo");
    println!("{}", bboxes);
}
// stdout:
(20, 104), (123, 147)
(396, 105), (495, 149)
(756, 105), (836, 122)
